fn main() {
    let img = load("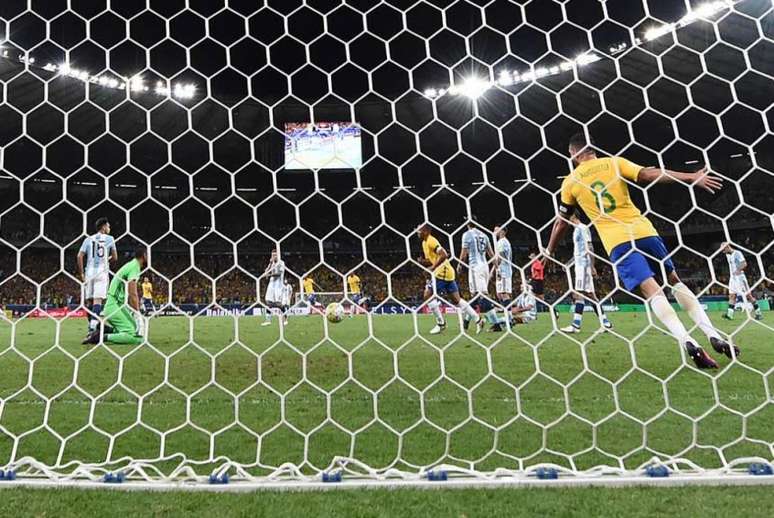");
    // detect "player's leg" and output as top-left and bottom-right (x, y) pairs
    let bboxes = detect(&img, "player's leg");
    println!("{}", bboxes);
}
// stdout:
(581, 290), (612, 330)
(561, 291), (585, 334)
(83, 280), (97, 333)
(569, 264), (588, 332)
(474, 265), (501, 328)
(85, 305), (142, 345)
(493, 290), (512, 331)
(668, 273), (739, 359)
(612, 239), (717, 368)
(262, 303), (274, 325)
(85, 297), (94, 333)
(746, 290), (762, 320)
(263, 283), (278, 325)
(724, 289), (736, 320)
(447, 284), (483, 334)
(495, 275), (514, 329)
(91, 297), (104, 331)
(91, 274), (109, 332)
(738, 277), (762, 320)
(105, 306), (143, 345)
(424, 282), (446, 334)
(532, 279), (557, 320)
(639, 277), (717, 368)
(348, 295), (357, 318)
